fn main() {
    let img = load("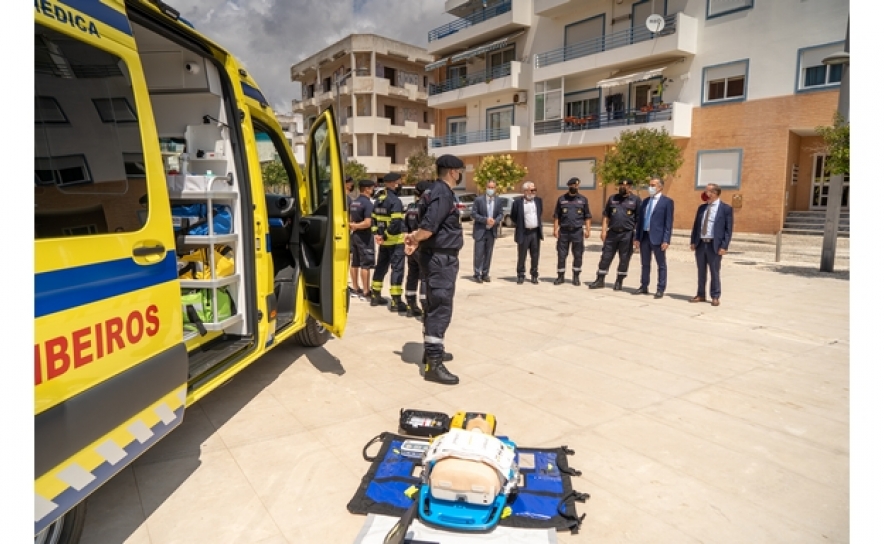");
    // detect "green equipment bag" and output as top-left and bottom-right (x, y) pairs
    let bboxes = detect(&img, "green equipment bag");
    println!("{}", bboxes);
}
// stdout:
(182, 288), (236, 336)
